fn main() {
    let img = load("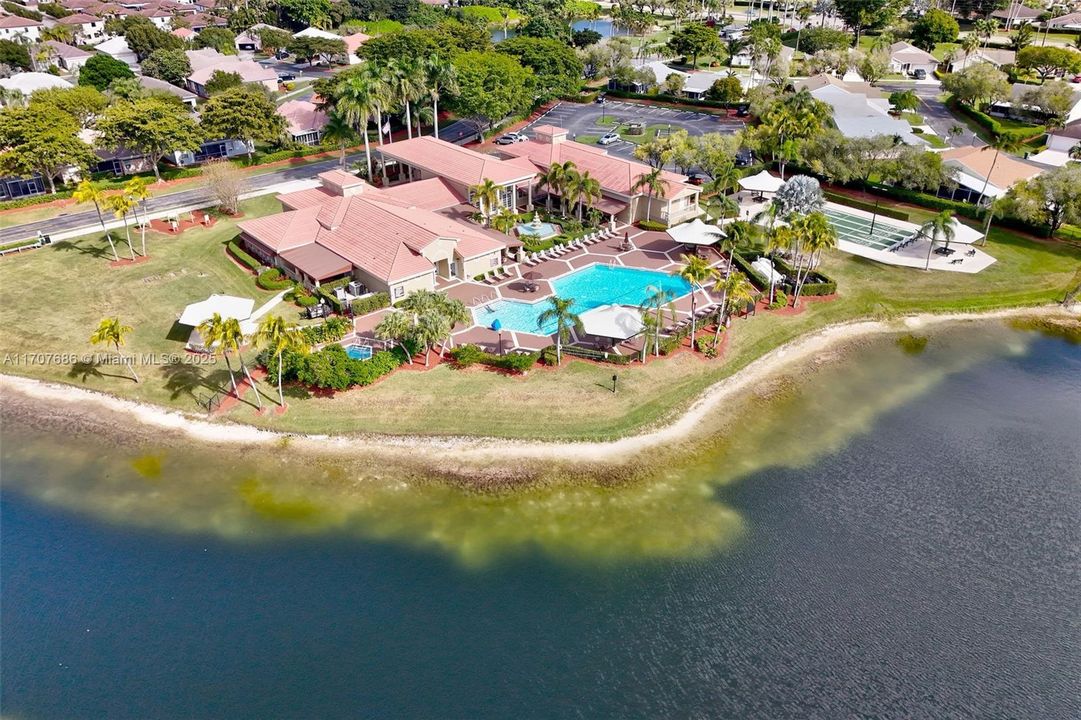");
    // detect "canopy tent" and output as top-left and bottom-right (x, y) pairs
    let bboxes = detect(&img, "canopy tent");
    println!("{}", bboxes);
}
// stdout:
(178, 294), (255, 326)
(751, 257), (786, 286)
(666, 218), (725, 246)
(579, 305), (645, 340)
(738, 170), (784, 193)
